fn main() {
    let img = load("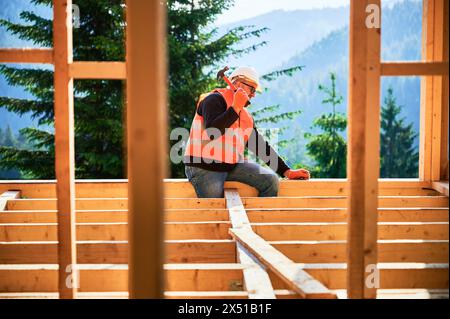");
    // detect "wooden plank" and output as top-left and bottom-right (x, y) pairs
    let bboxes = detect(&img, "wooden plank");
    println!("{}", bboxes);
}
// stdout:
(1, 289), (447, 300)
(252, 222), (448, 241)
(0, 221), (447, 242)
(69, 62), (126, 79)
(225, 189), (276, 299)
(0, 263), (446, 292)
(0, 179), (437, 198)
(0, 191), (21, 211)
(1, 207), (447, 224)
(53, 0), (77, 299)
(380, 62), (449, 76)
(432, 181), (449, 196)
(272, 240), (449, 264)
(230, 228), (337, 299)
(0, 48), (54, 64)
(267, 263), (449, 290)
(1, 239), (446, 264)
